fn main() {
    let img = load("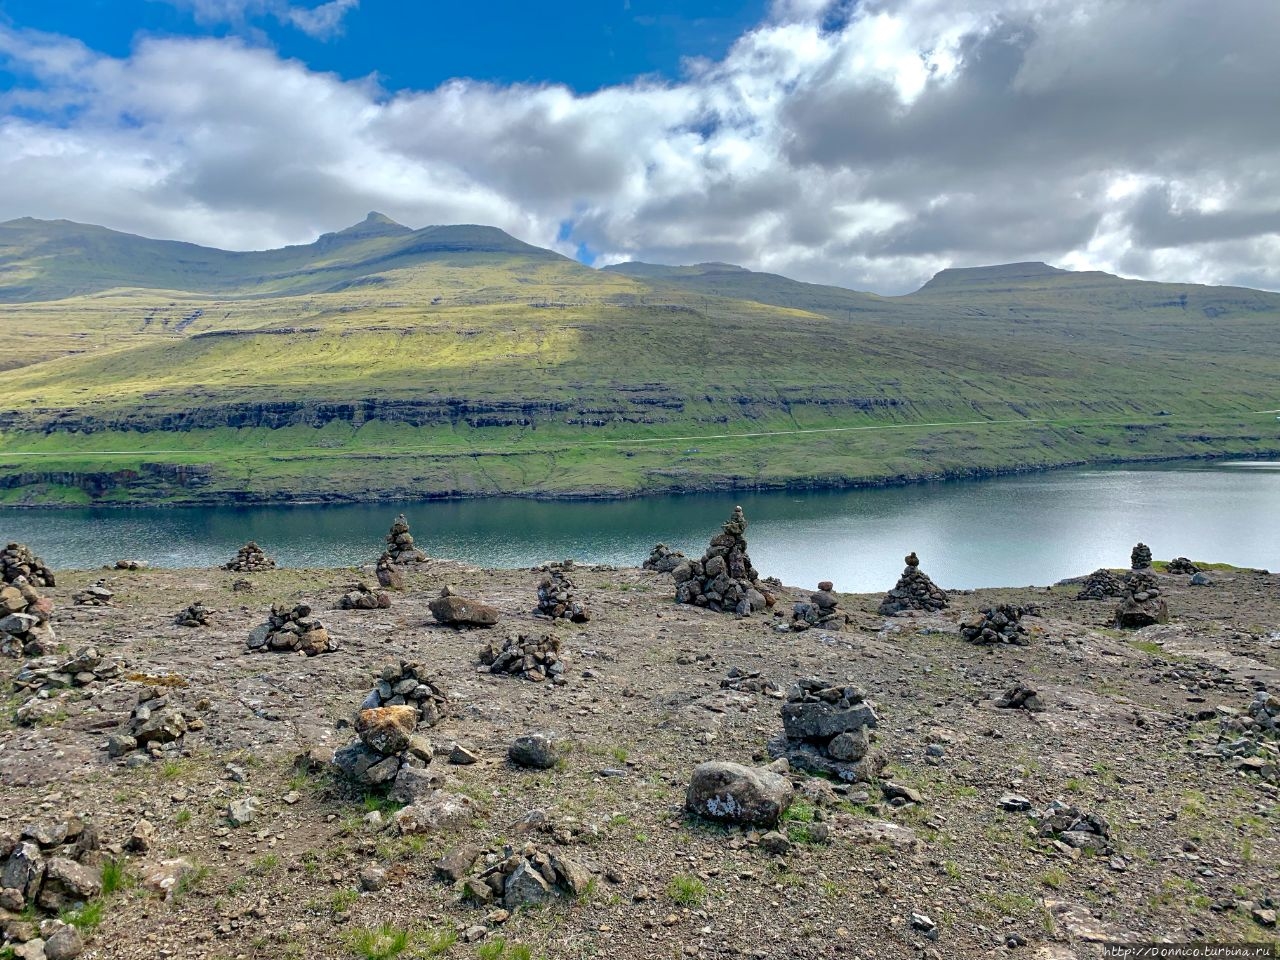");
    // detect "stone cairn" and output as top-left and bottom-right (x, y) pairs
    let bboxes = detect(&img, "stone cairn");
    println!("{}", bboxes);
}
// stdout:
(1212, 688), (1278, 785)
(479, 632), (566, 683)
(790, 581), (850, 631)
(108, 685), (191, 762)
(1, 543), (55, 588)
(334, 703), (433, 790)
(1114, 572), (1169, 629)
(112, 559), (149, 571)
(175, 602), (212, 627)
(385, 514), (427, 563)
(71, 583), (114, 607)
(359, 660), (452, 729)
(223, 541), (275, 572)
(0, 813), (103, 957)
(721, 667), (779, 695)
(642, 543), (686, 573)
(767, 678), (884, 783)
(0, 577), (55, 658)
(672, 506), (773, 615)
(429, 586), (500, 627)
(960, 604), (1031, 646)
(1130, 542), (1153, 570)
(14, 646), (120, 701)
(246, 603), (336, 656)
(1166, 557), (1199, 575)
(1075, 568), (1126, 600)
(535, 568), (590, 622)
(877, 552), (948, 616)
(376, 553), (404, 590)
(459, 843), (593, 907)
(1032, 800), (1111, 852)
(338, 581), (391, 610)
(995, 682), (1045, 711)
